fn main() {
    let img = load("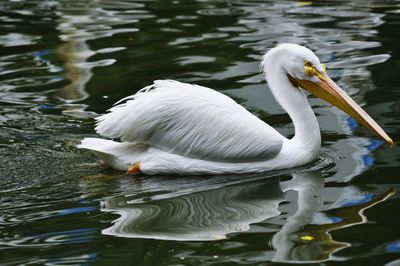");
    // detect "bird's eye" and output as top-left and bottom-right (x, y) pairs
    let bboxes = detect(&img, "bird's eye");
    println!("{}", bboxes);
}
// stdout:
(304, 61), (315, 77)
(304, 61), (313, 67)
(321, 64), (327, 72)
